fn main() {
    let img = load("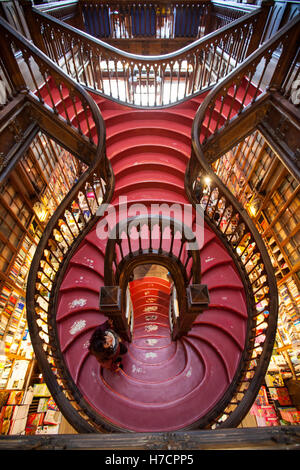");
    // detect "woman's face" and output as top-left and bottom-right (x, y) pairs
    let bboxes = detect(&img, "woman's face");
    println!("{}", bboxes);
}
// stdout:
(104, 333), (114, 348)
